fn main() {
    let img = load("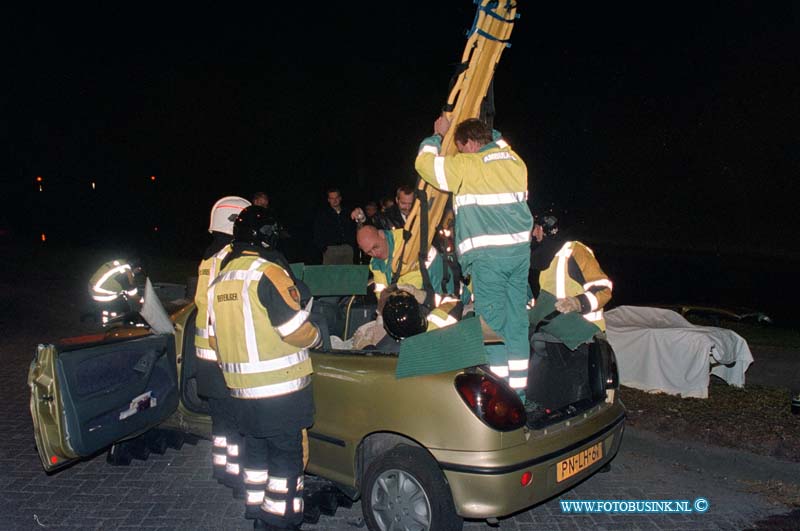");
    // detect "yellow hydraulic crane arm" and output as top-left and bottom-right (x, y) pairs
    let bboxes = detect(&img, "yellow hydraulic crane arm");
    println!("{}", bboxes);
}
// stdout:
(394, 0), (519, 279)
